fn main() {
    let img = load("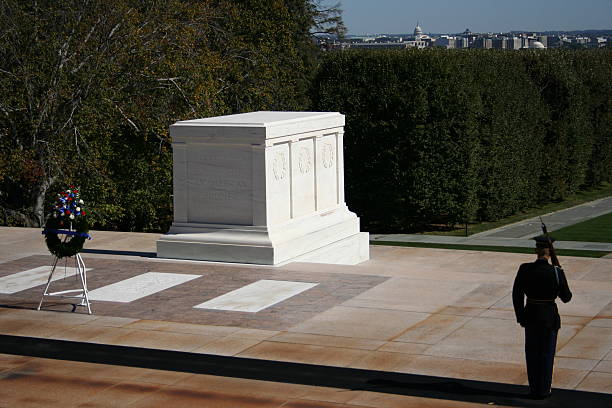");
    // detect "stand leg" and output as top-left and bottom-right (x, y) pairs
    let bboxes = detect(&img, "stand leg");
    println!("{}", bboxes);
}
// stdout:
(76, 253), (91, 315)
(38, 254), (92, 314)
(37, 256), (59, 311)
